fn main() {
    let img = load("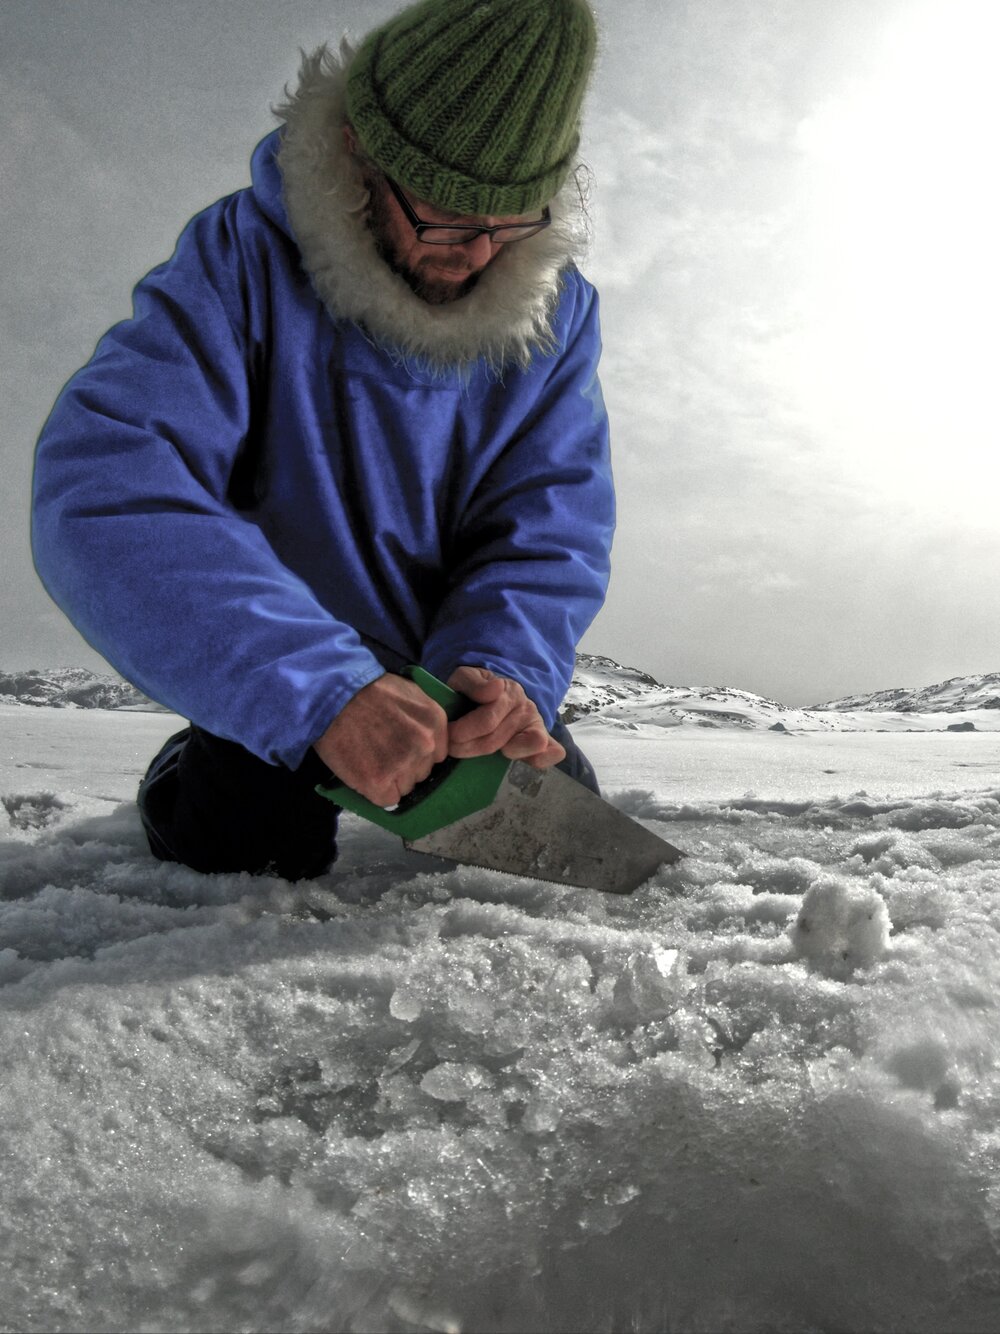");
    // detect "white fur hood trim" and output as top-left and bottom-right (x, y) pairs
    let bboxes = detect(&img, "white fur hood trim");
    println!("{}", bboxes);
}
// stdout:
(274, 41), (589, 375)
